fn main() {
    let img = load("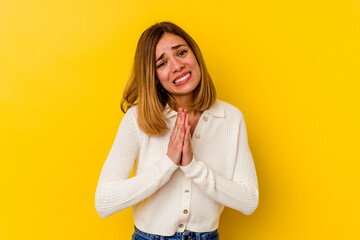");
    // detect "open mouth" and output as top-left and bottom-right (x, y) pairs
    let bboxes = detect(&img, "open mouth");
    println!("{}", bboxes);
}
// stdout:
(173, 72), (191, 86)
